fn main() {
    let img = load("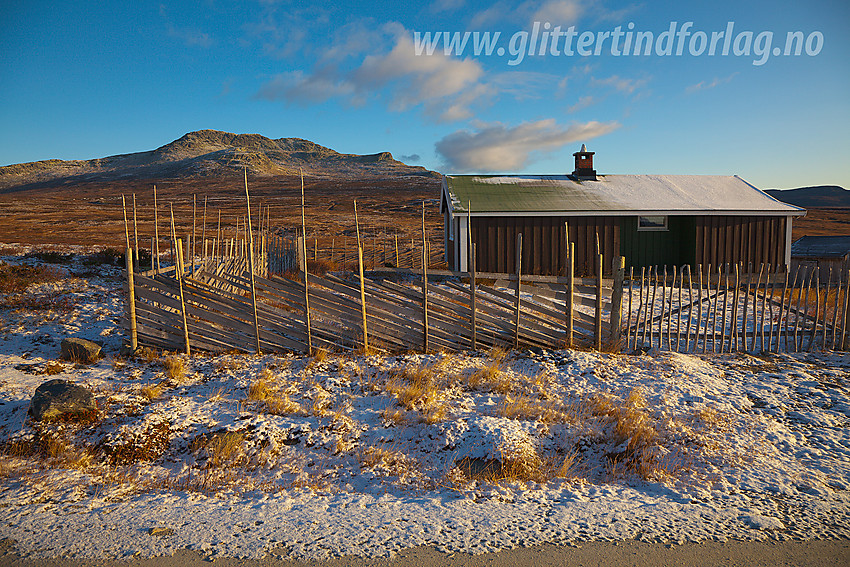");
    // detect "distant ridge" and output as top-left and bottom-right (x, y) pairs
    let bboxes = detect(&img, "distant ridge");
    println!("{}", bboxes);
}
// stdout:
(765, 185), (850, 208)
(0, 129), (436, 192)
